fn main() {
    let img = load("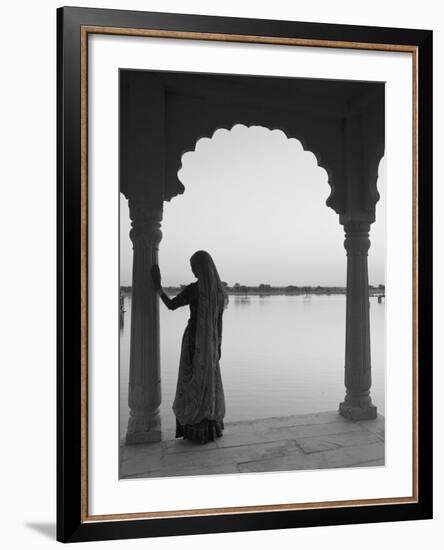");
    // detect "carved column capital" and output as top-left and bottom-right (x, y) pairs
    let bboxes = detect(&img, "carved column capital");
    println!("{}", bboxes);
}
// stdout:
(128, 197), (163, 250)
(344, 222), (371, 256)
